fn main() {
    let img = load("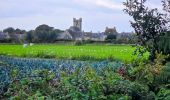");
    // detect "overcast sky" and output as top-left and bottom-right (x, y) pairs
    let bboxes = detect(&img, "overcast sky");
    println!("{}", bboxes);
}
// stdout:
(0, 0), (162, 32)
